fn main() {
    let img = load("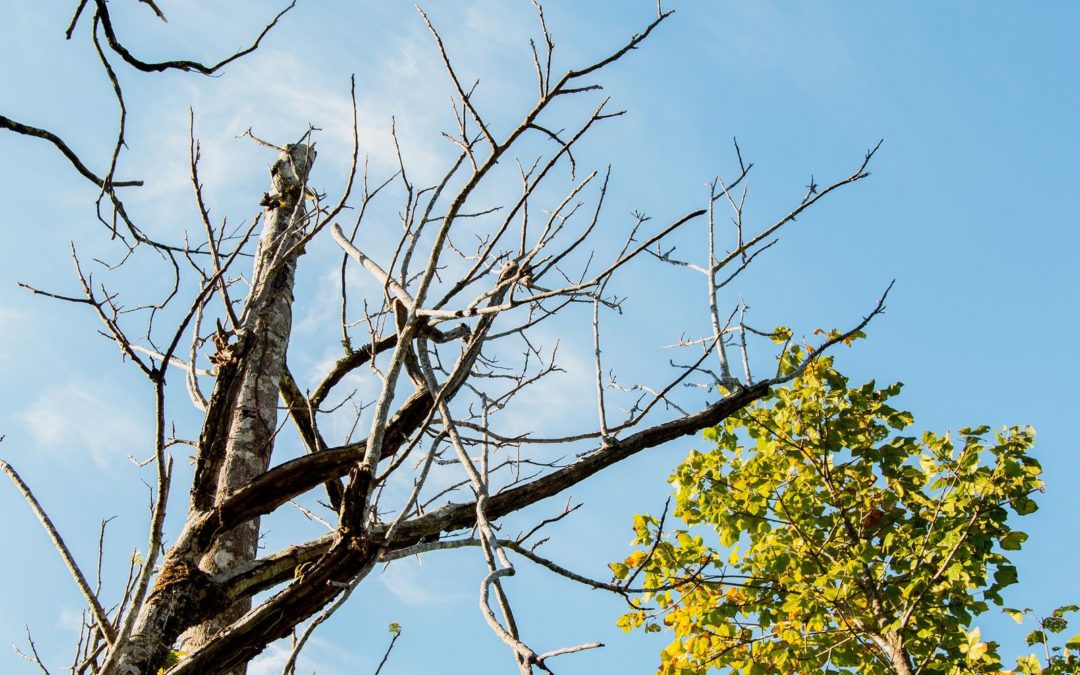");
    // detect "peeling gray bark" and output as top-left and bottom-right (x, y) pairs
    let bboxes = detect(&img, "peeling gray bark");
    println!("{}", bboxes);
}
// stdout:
(180, 144), (316, 671)
(106, 145), (315, 675)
